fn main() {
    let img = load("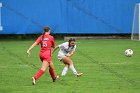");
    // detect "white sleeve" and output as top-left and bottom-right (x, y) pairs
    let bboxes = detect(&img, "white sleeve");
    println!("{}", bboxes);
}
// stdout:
(58, 42), (66, 49)
(73, 45), (76, 51)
